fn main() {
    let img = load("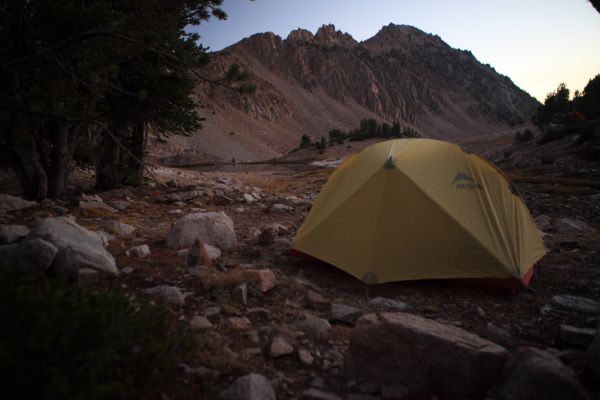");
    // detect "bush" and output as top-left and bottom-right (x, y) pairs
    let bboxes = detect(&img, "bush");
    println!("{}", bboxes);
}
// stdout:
(514, 129), (534, 144)
(0, 274), (194, 400)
